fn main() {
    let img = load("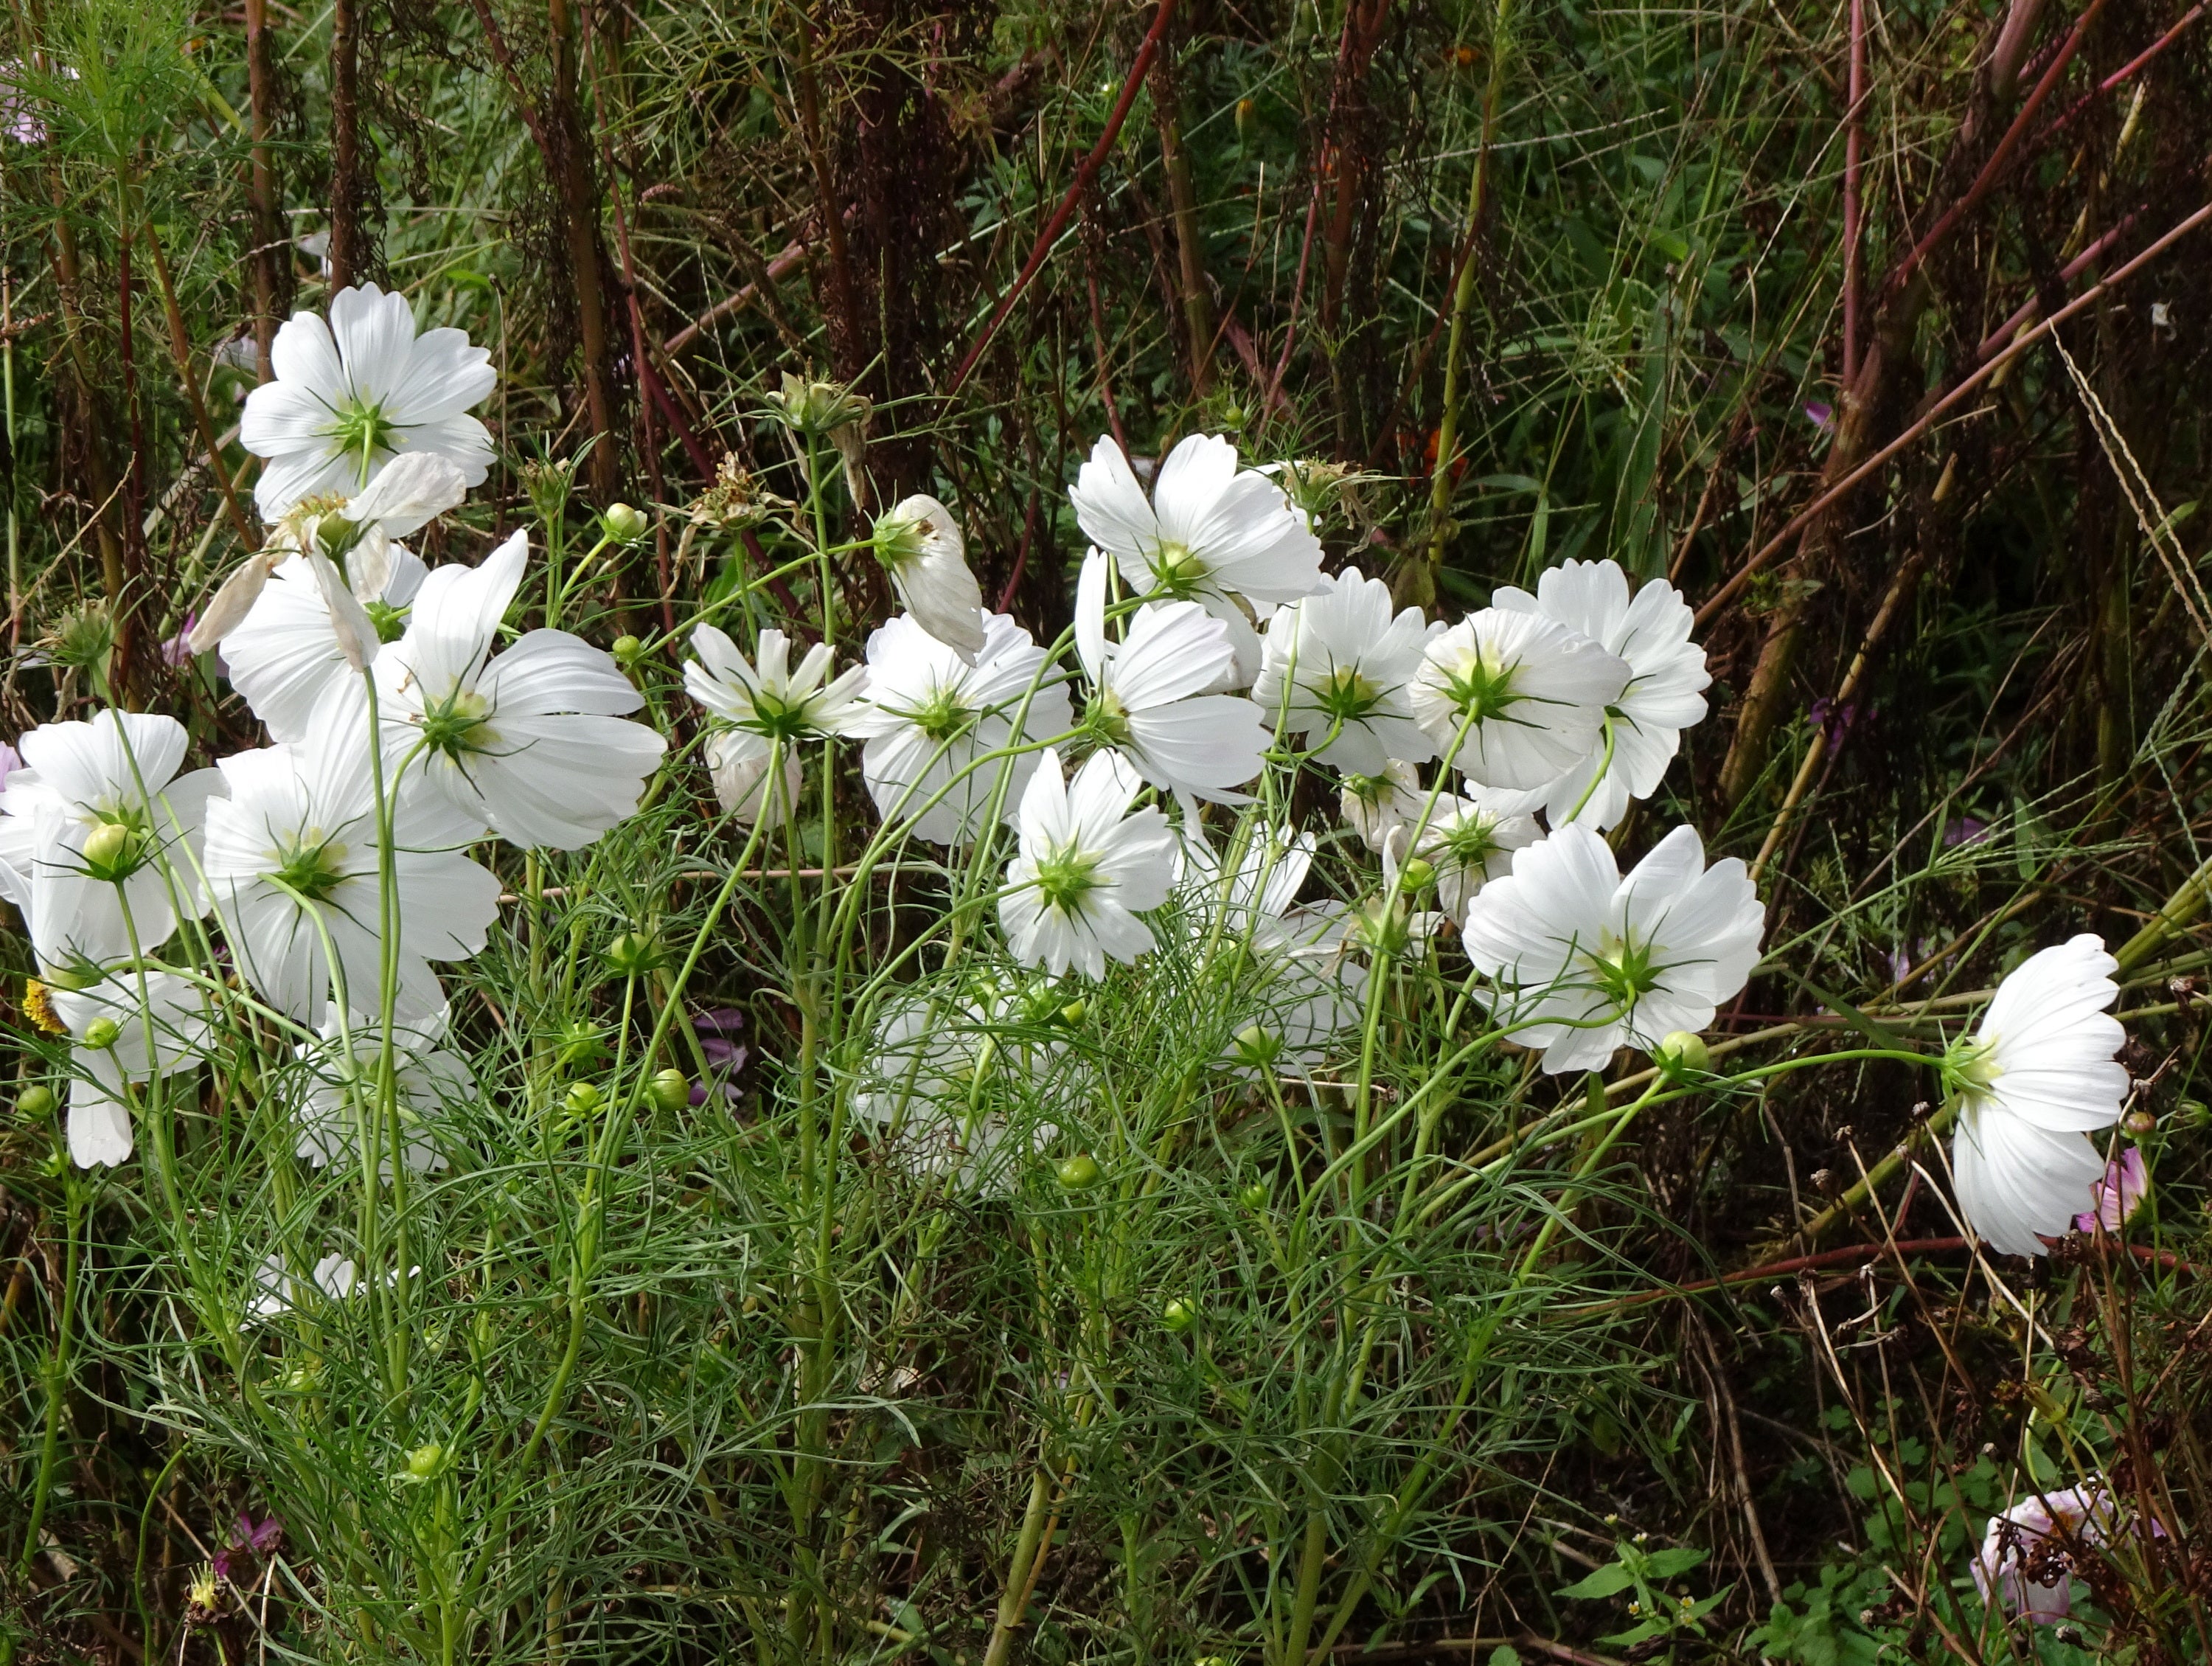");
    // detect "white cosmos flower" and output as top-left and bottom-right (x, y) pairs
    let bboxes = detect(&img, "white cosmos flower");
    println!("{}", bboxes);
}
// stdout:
(1178, 822), (1314, 949)
(192, 452), (469, 662)
(1075, 553), (1270, 804)
(1404, 786), (1542, 925)
(1068, 433), (1324, 684)
(1493, 558), (1710, 829)
(293, 1010), (470, 1175)
(1411, 608), (1630, 791)
(848, 612), (1073, 846)
(1252, 566), (1439, 774)
(871, 495), (987, 663)
(375, 531), (667, 850)
(49, 969), (212, 1167)
(240, 284), (496, 521)
(684, 624), (869, 741)
(1232, 924), (1365, 1080)
(684, 624), (863, 832)
(1176, 824), (1361, 1077)
(1947, 934), (2129, 1257)
(202, 687), (502, 1025)
(1460, 824), (1762, 1074)
(244, 1250), (405, 1324)
(219, 546), (428, 743)
(0, 711), (222, 972)
(852, 993), (1060, 1195)
(1339, 759), (1427, 852)
(1001, 746), (1177, 979)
